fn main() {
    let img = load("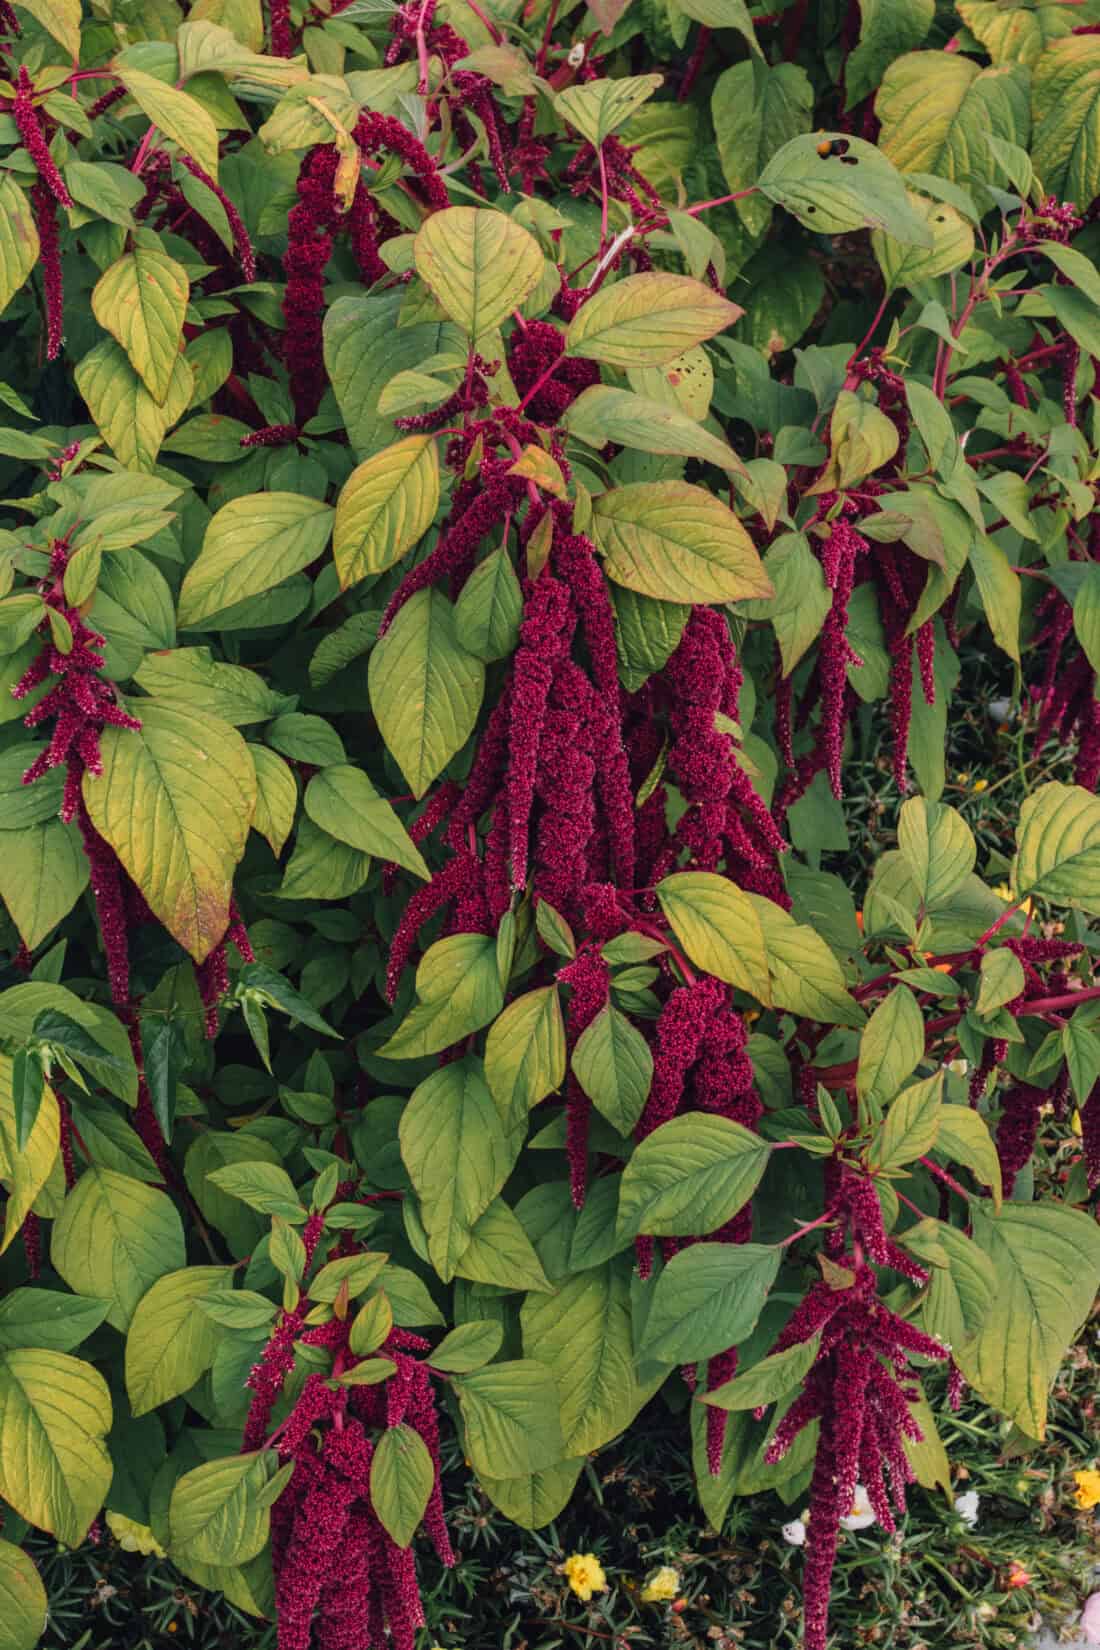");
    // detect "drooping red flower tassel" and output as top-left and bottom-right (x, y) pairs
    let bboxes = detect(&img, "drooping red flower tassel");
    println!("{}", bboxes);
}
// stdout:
(29, 182), (63, 361)
(13, 68), (73, 208)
